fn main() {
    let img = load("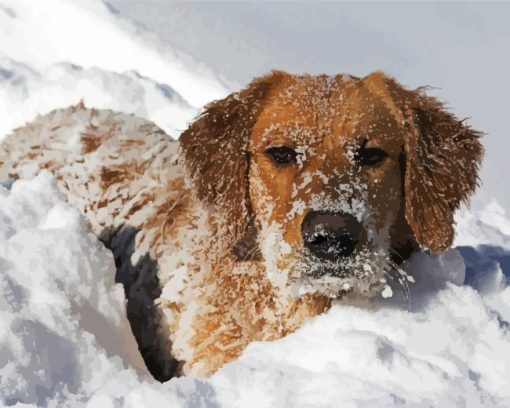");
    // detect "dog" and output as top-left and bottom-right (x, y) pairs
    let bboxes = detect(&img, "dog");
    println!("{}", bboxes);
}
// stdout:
(0, 70), (483, 381)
